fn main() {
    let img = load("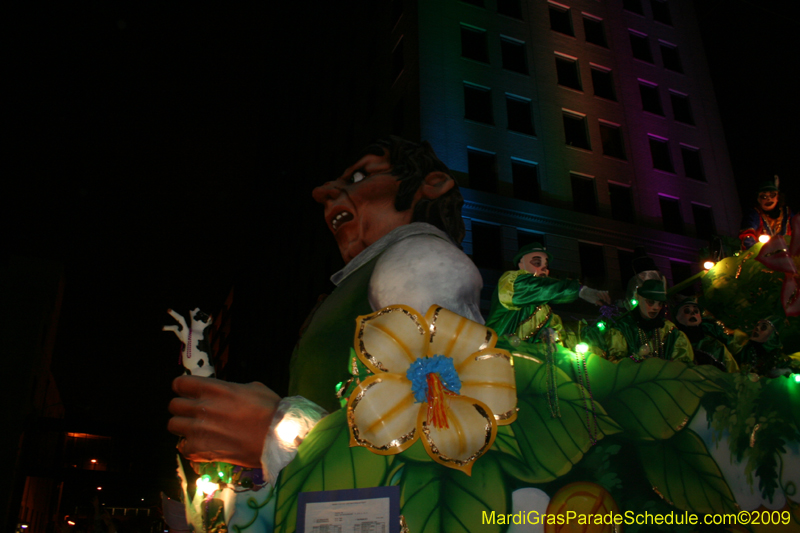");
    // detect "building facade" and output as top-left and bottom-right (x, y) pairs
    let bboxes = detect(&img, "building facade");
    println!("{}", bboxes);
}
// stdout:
(372, 0), (739, 310)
